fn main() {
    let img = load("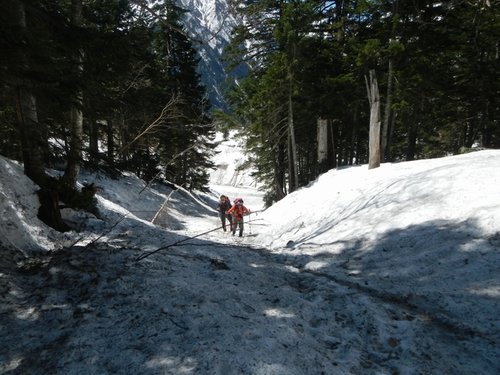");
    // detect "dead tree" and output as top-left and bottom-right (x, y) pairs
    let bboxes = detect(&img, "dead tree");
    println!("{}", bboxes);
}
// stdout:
(37, 189), (70, 232)
(365, 69), (381, 170)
